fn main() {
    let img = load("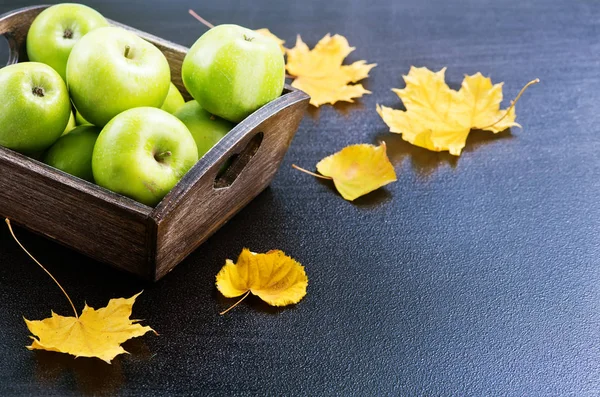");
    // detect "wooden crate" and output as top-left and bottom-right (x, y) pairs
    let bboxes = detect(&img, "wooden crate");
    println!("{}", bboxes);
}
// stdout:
(0, 5), (309, 280)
